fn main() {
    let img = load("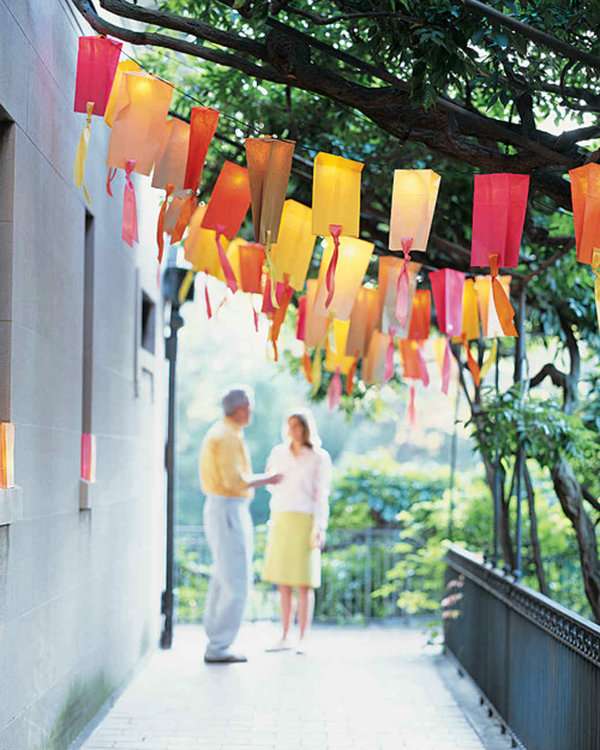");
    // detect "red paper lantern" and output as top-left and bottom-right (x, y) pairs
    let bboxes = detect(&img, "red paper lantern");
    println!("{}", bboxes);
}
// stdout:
(471, 174), (530, 268)
(74, 36), (122, 116)
(184, 107), (220, 193)
(408, 290), (431, 340)
(429, 269), (465, 337)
